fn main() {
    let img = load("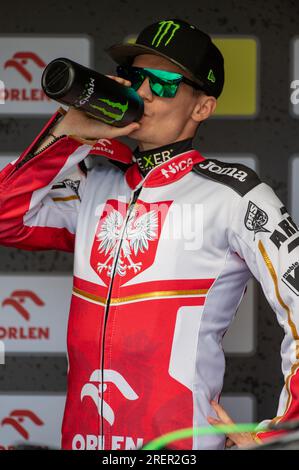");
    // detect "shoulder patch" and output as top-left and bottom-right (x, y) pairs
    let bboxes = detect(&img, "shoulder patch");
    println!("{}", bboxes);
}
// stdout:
(51, 178), (81, 200)
(192, 159), (261, 196)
